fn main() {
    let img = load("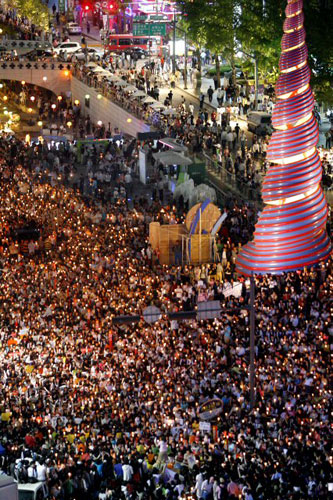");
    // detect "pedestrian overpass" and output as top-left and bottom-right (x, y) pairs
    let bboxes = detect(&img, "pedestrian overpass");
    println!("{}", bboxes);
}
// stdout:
(0, 61), (151, 136)
(0, 60), (72, 94)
